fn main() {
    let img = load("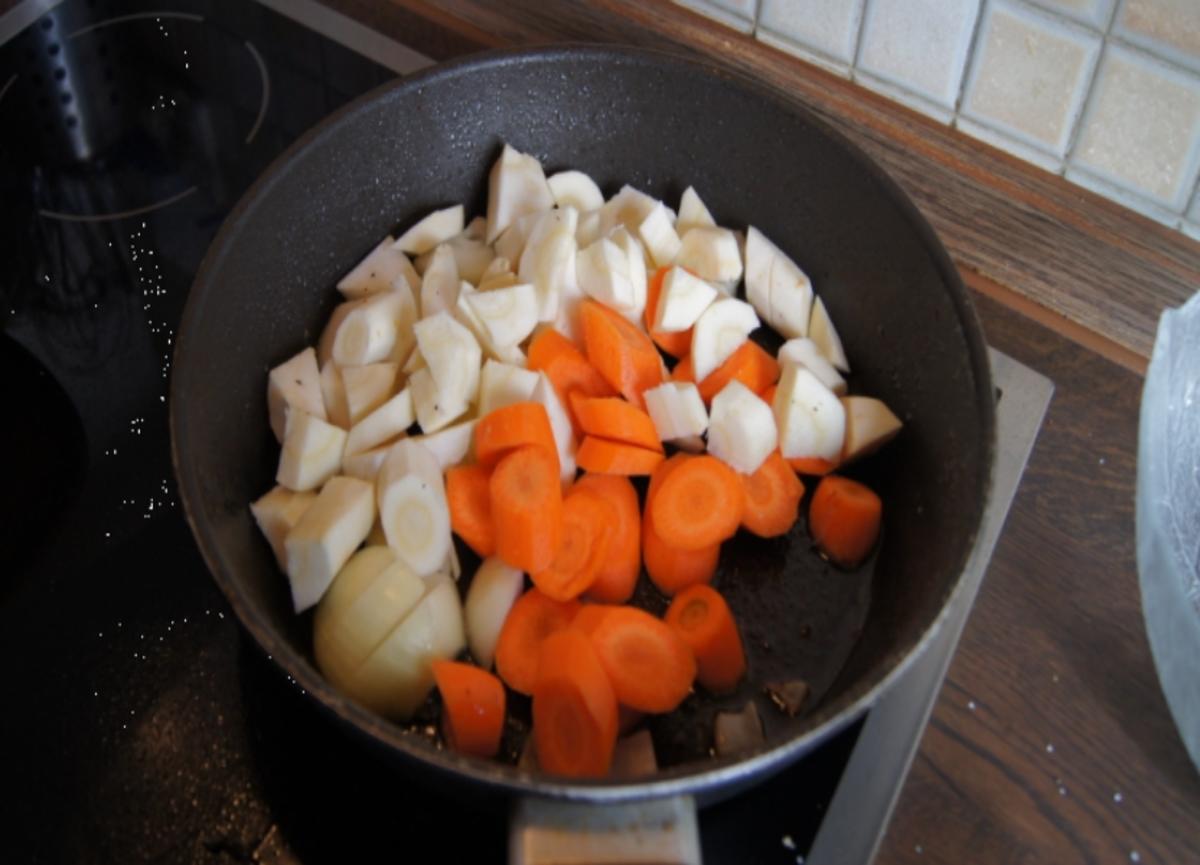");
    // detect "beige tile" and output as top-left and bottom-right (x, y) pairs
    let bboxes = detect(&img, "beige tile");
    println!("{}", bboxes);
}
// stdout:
(956, 116), (1065, 172)
(1066, 164), (1185, 224)
(1116, 0), (1200, 74)
(854, 70), (956, 123)
(673, 0), (758, 33)
(1071, 44), (1200, 210)
(758, 0), (865, 65)
(757, 28), (854, 77)
(1027, 0), (1116, 30)
(857, 0), (982, 110)
(962, 1), (1100, 156)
